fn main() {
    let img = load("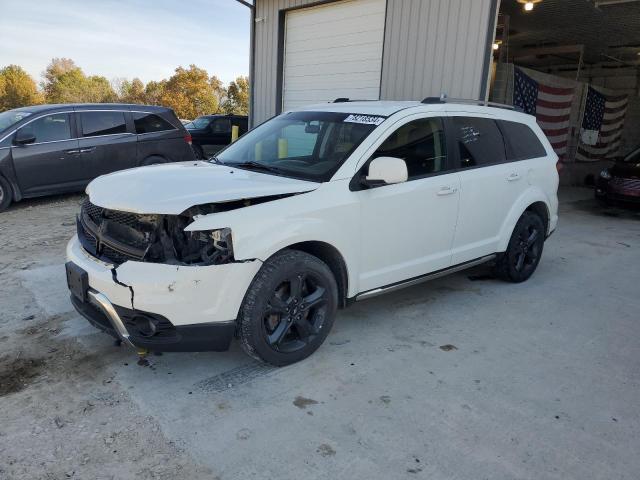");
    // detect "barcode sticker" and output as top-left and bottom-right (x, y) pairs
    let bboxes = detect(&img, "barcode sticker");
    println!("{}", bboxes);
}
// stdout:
(344, 114), (385, 126)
